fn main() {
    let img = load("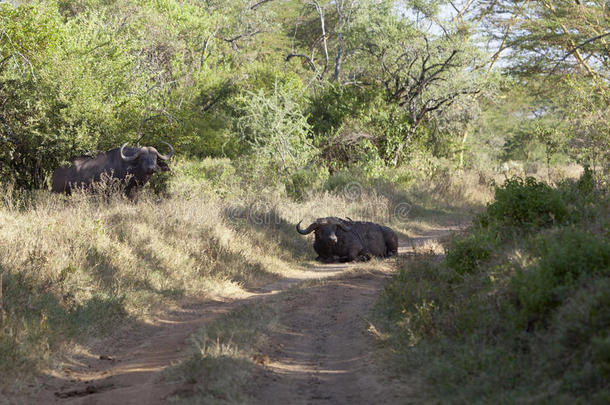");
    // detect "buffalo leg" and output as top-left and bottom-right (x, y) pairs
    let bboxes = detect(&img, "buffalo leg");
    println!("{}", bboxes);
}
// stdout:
(356, 252), (372, 261)
(341, 245), (364, 262)
(316, 255), (340, 263)
(386, 237), (398, 257)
